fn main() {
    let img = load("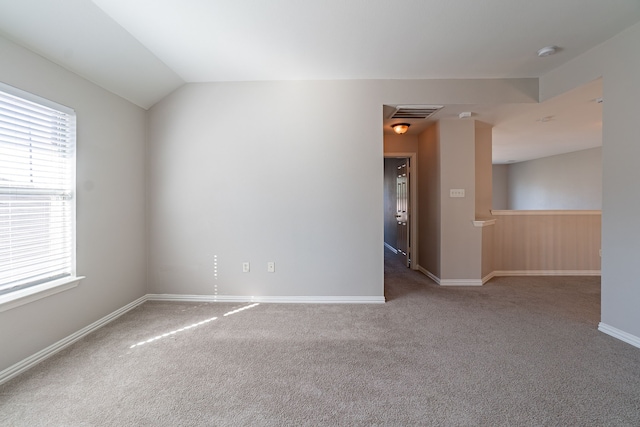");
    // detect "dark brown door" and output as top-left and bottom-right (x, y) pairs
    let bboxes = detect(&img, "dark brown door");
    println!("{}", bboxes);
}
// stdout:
(396, 159), (410, 267)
